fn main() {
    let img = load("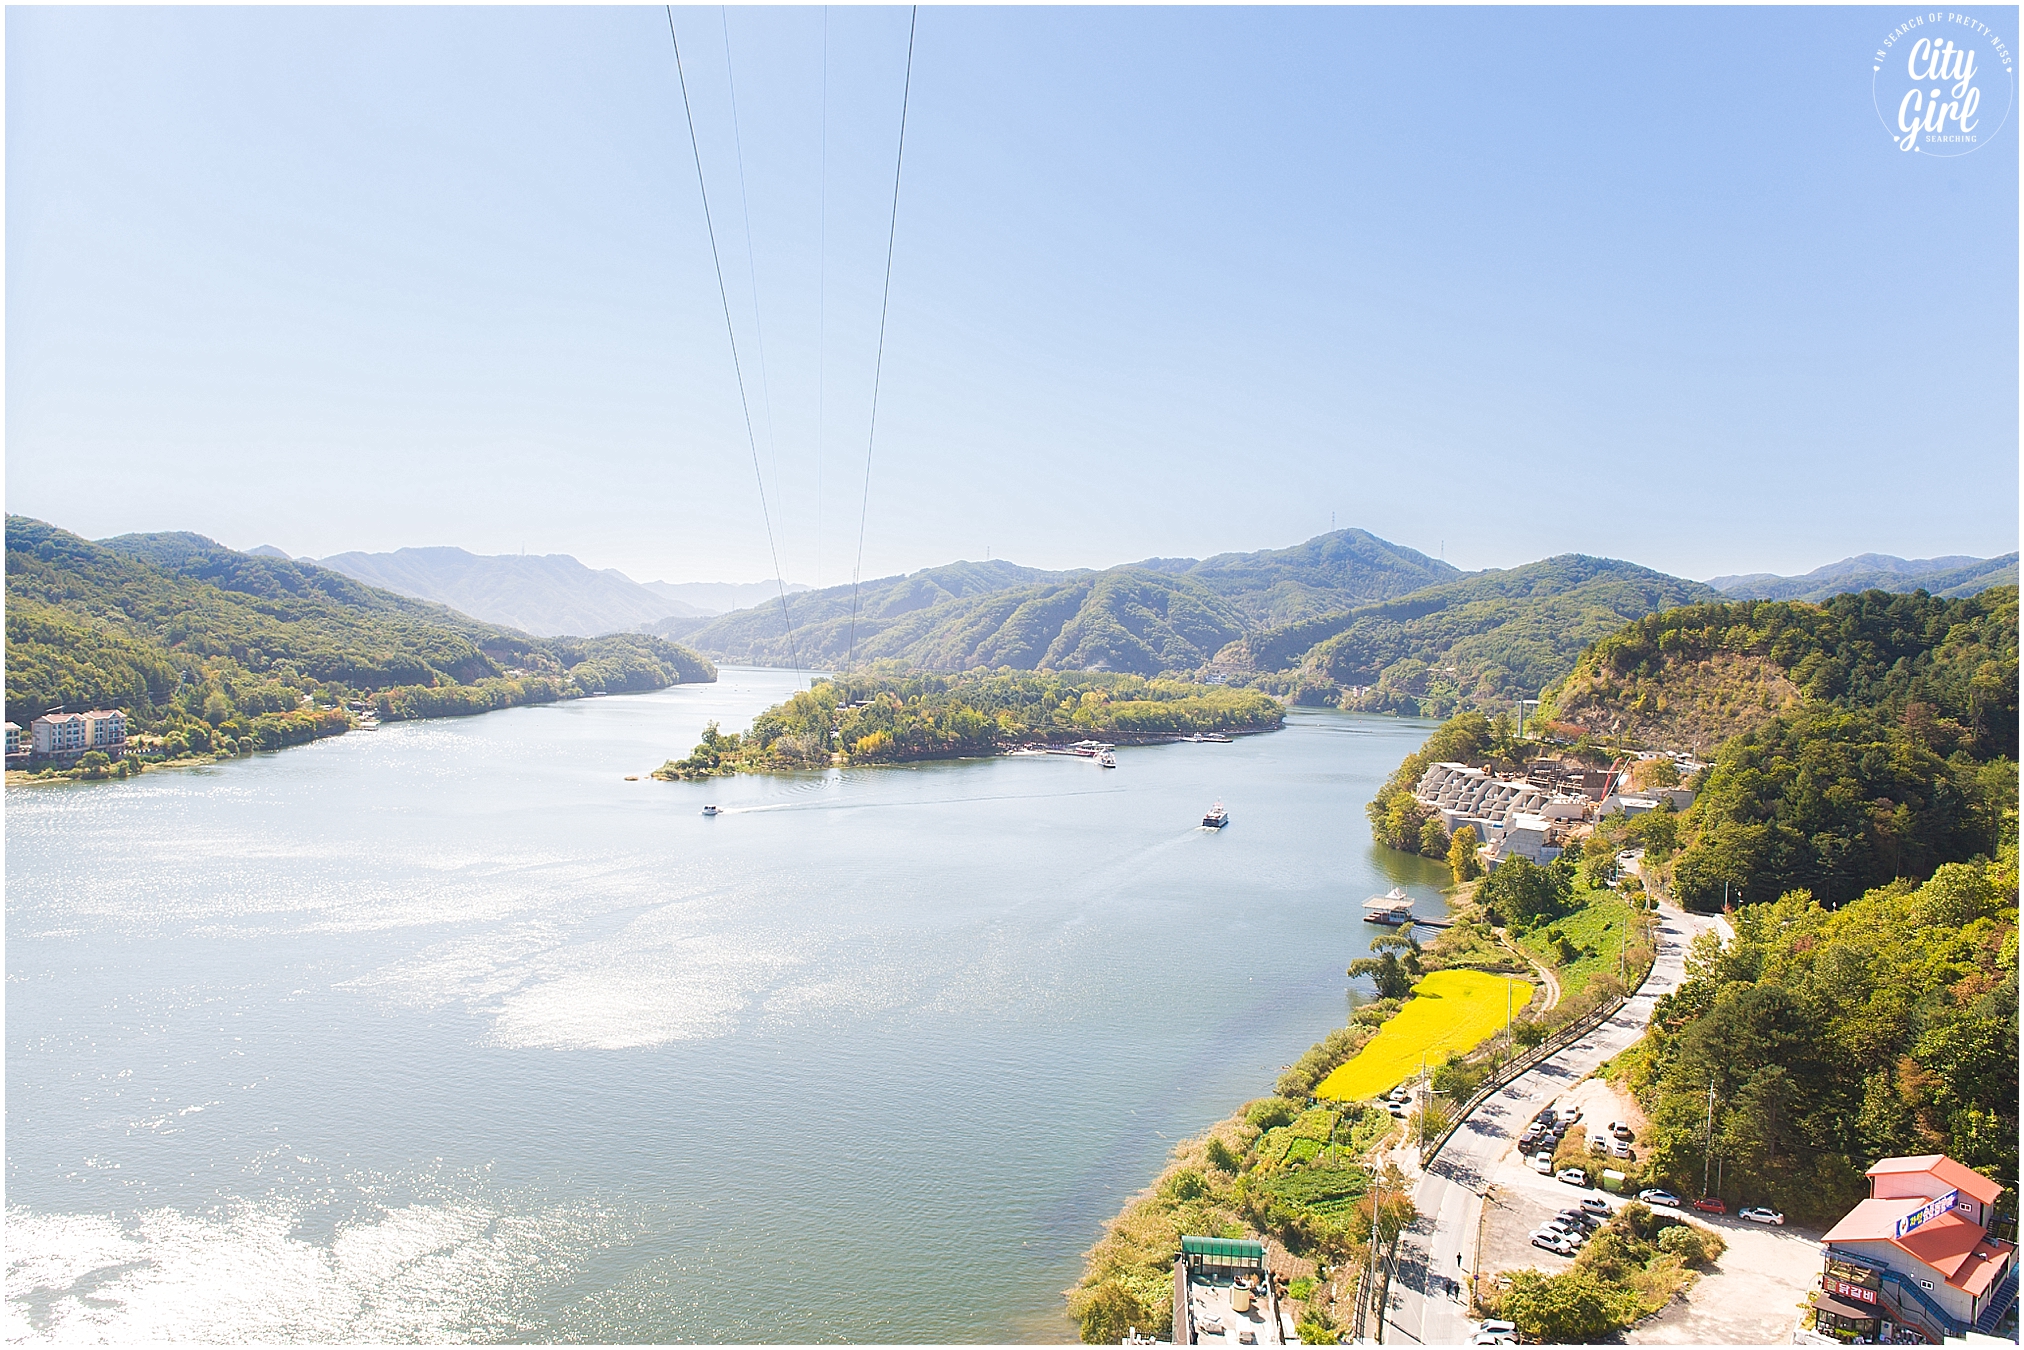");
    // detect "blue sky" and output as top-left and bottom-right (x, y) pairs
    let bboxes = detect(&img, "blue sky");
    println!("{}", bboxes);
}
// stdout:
(7, 5), (2018, 586)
